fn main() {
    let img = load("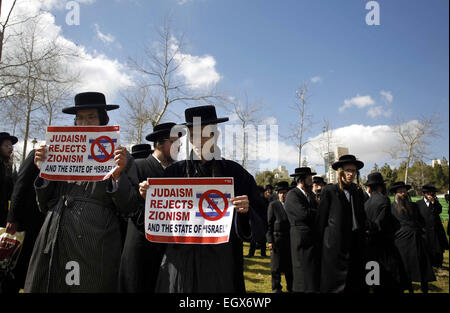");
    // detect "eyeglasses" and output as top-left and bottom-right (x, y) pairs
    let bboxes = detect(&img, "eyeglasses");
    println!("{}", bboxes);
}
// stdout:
(1, 143), (13, 148)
